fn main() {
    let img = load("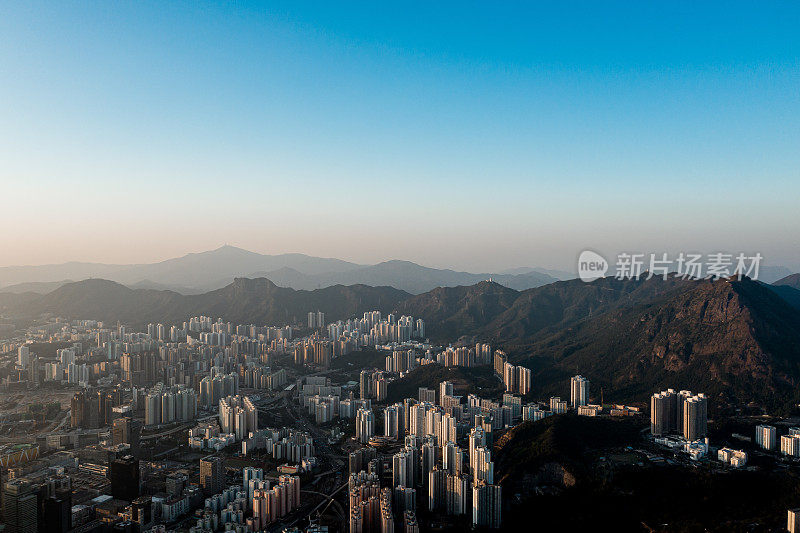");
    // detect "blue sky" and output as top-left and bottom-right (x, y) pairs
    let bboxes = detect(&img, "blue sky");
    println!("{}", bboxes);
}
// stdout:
(1, 2), (798, 271)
